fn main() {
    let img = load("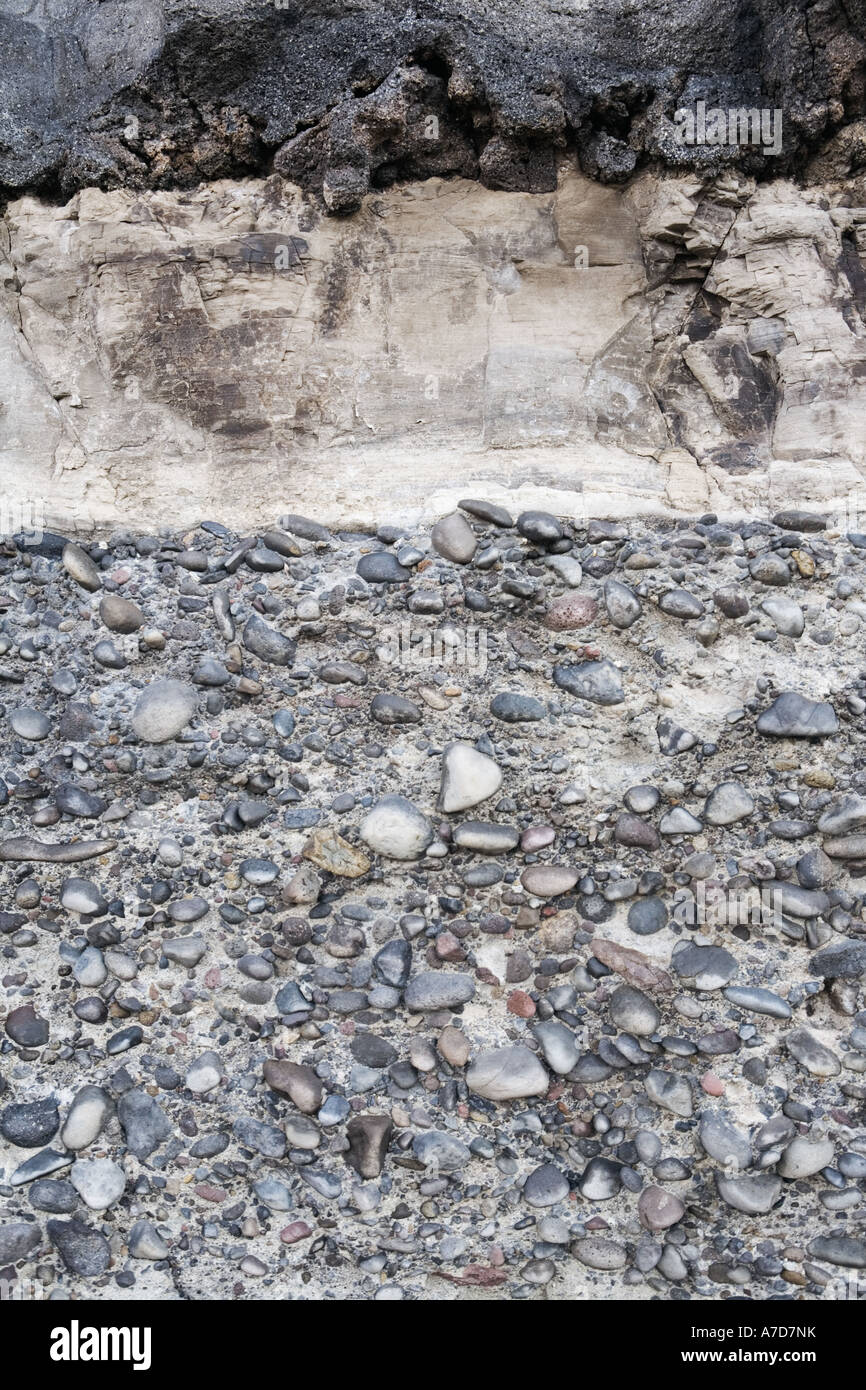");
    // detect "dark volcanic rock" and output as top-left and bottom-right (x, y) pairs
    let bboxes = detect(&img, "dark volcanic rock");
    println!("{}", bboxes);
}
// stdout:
(0, 1098), (60, 1149)
(1, 1), (862, 207)
(47, 1218), (111, 1276)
